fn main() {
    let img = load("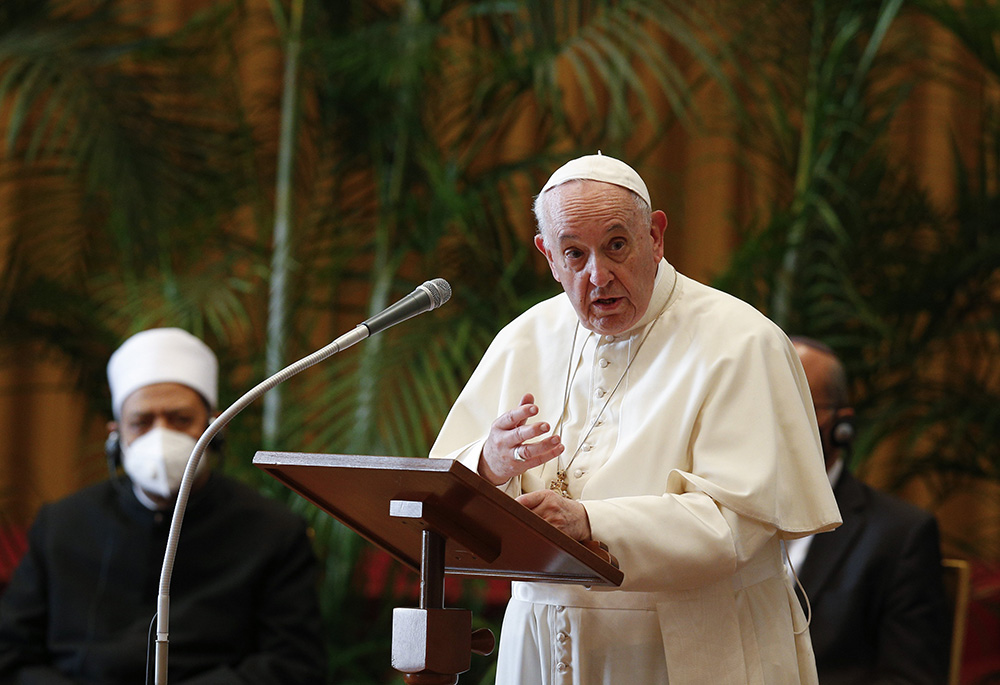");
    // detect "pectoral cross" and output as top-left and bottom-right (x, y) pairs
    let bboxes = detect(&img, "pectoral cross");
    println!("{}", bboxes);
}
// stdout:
(549, 470), (572, 499)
